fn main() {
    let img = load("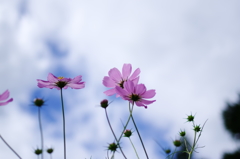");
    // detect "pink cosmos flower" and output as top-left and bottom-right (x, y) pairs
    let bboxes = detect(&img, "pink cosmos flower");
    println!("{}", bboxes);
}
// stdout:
(115, 80), (156, 108)
(37, 73), (85, 90)
(0, 90), (13, 106)
(103, 64), (140, 96)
